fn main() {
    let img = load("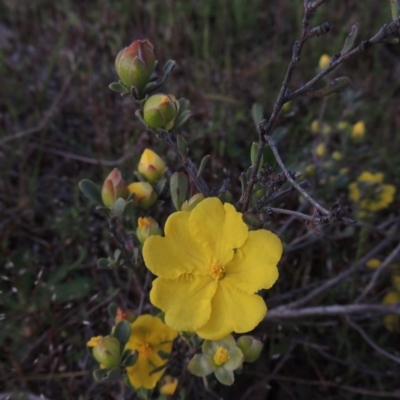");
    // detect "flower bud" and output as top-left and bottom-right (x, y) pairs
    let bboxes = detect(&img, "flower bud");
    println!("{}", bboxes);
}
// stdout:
(115, 307), (137, 324)
(138, 149), (167, 183)
(351, 121), (365, 140)
(318, 54), (331, 70)
(136, 217), (162, 244)
(236, 335), (263, 363)
(181, 193), (205, 212)
(128, 182), (157, 209)
(115, 39), (156, 93)
(101, 168), (129, 208)
(158, 375), (178, 396)
(87, 336), (120, 369)
(143, 94), (178, 129)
